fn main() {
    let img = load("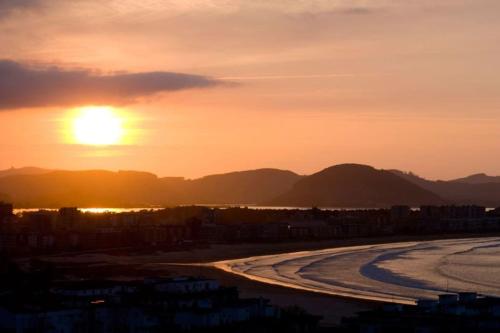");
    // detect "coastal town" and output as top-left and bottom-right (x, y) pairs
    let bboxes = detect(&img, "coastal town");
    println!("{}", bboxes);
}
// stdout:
(1, 202), (499, 331)
(1, 202), (499, 256)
